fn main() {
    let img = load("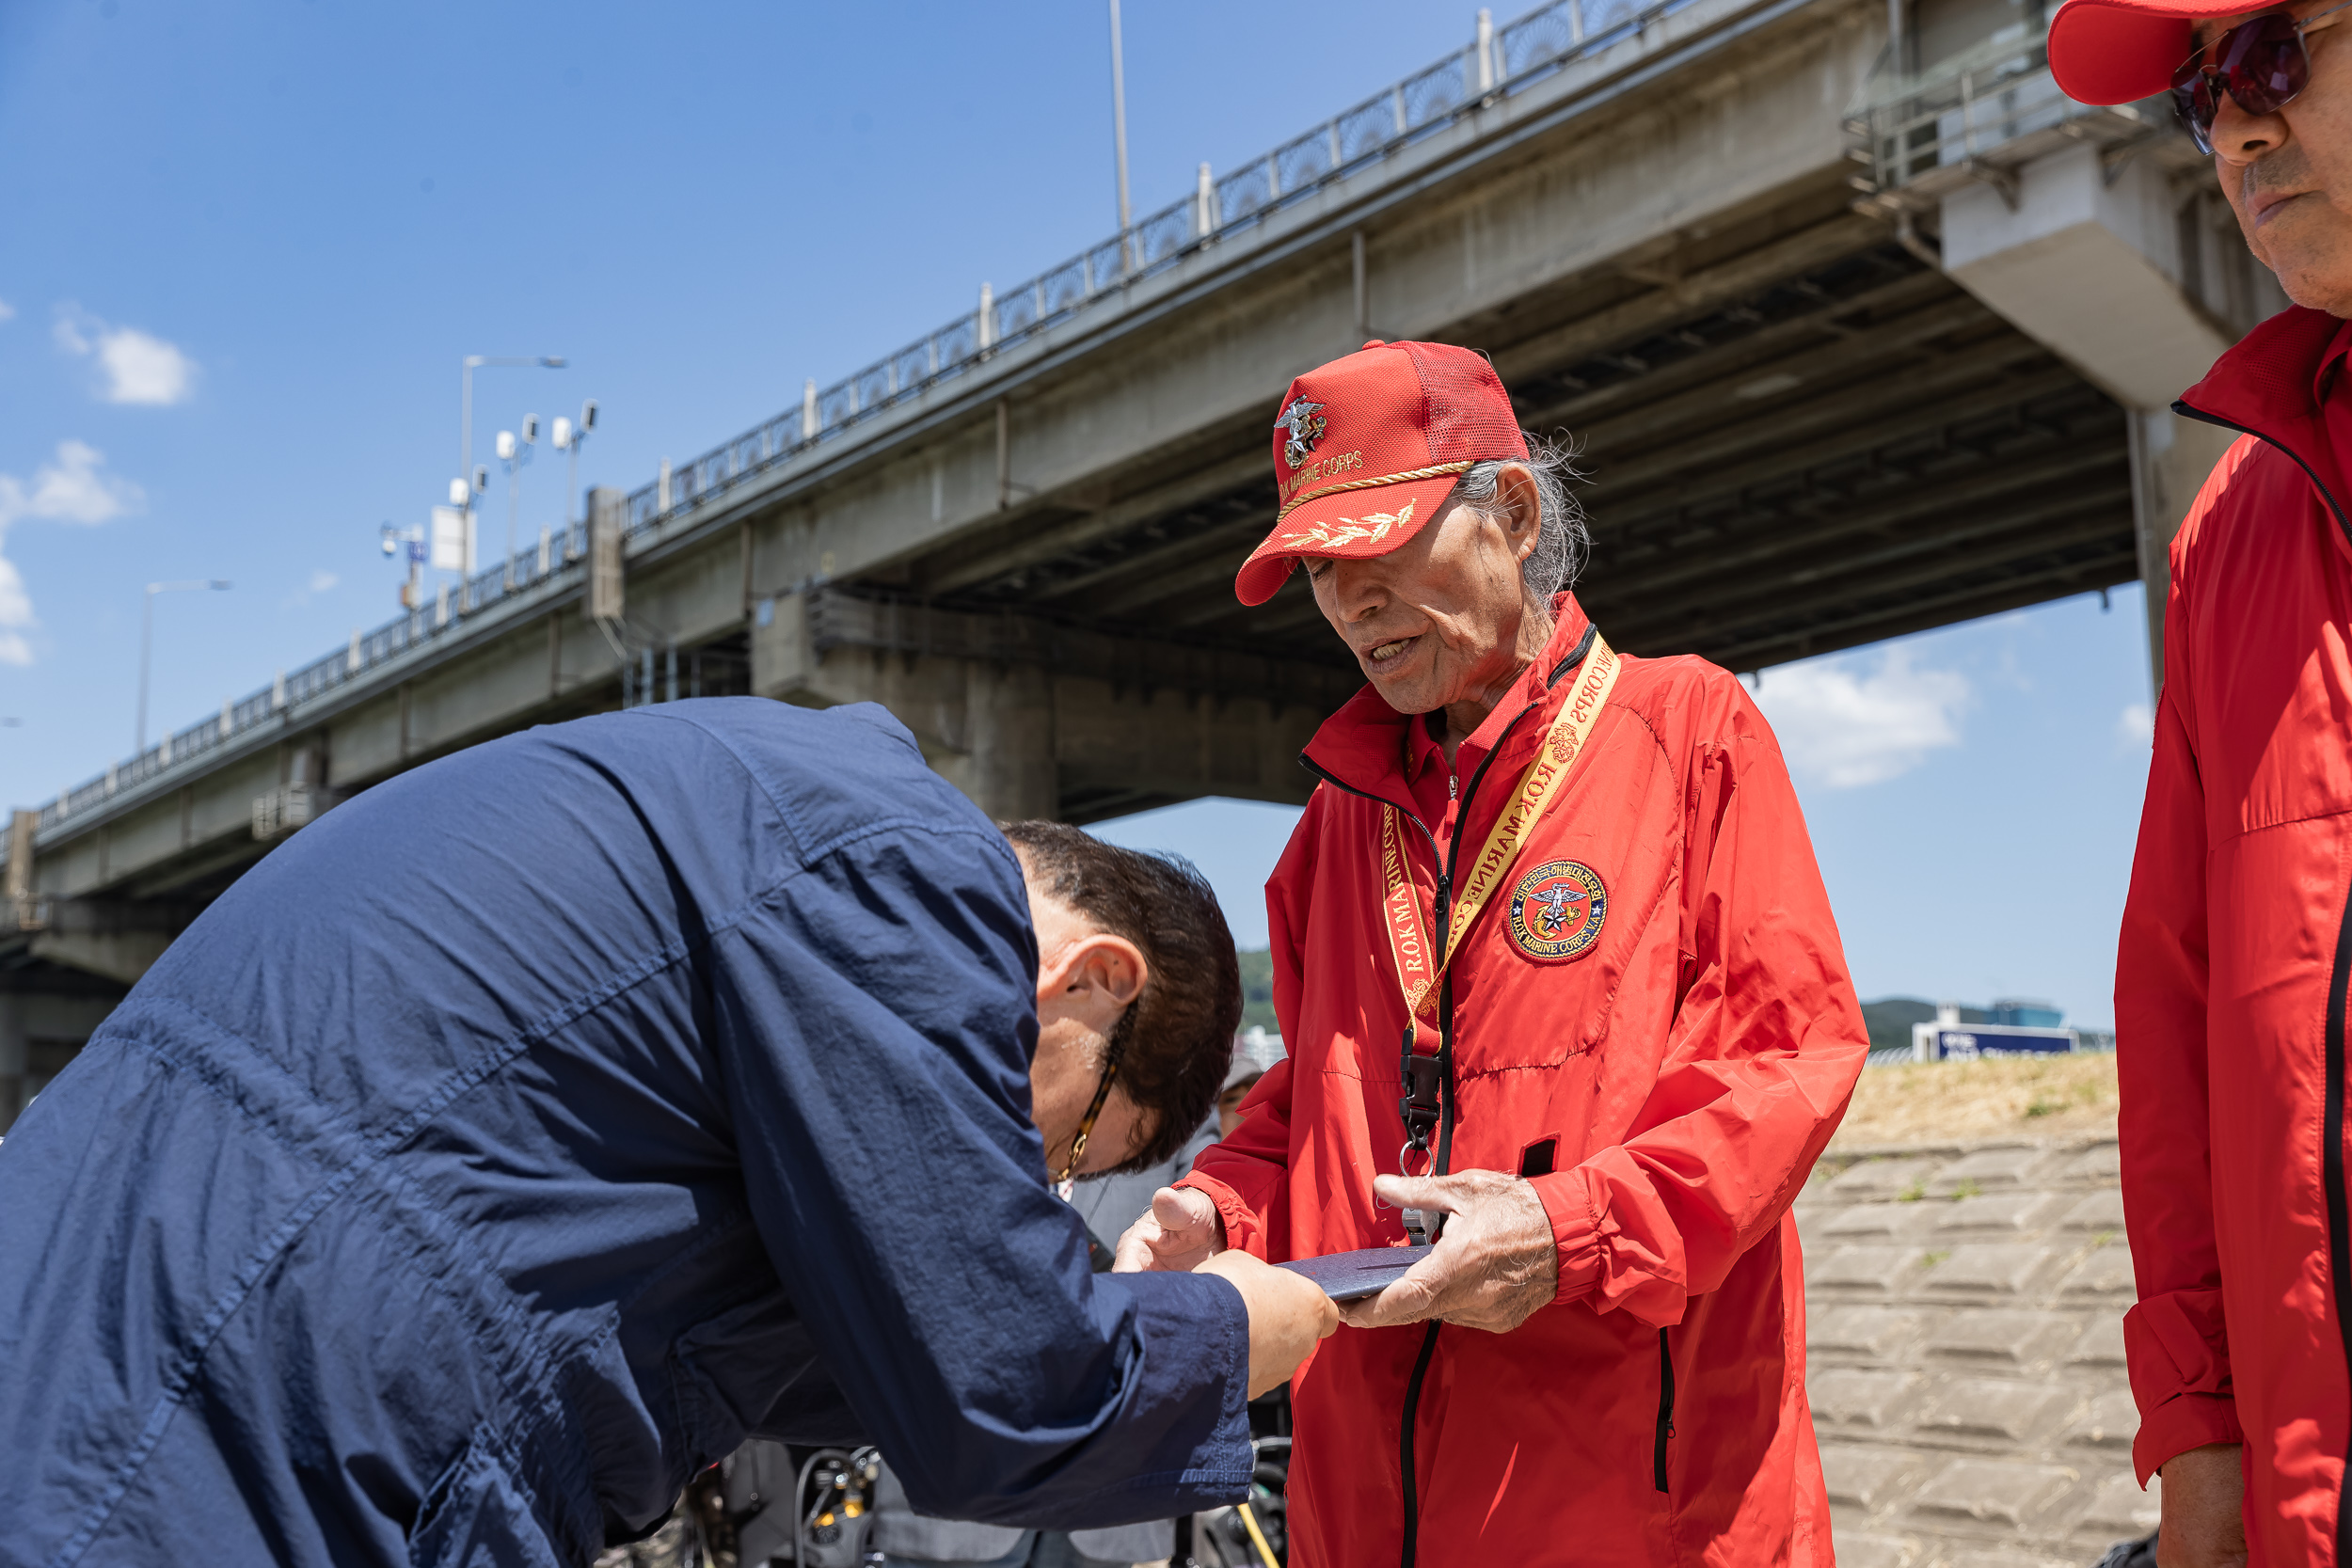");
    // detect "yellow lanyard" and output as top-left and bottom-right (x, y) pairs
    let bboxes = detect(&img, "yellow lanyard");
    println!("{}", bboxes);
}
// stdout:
(1378, 633), (1621, 1031)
